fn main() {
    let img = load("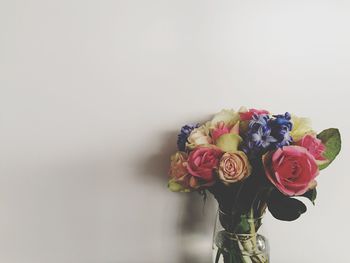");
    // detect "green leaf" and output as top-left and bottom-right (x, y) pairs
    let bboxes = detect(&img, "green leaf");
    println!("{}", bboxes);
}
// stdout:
(301, 188), (317, 205)
(317, 128), (341, 170)
(267, 189), (307, 221)
(215, 133), (243, 152)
